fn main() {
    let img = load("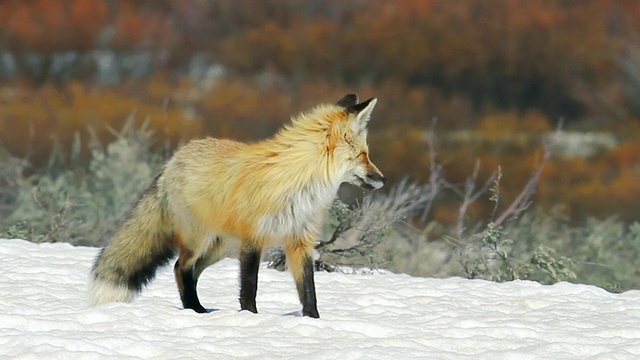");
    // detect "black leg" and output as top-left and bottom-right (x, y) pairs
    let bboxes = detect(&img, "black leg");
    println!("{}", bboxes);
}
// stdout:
(174, 259), (207, 313)
(298, 255), (319, 318)
(239, 245), (261, 313)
